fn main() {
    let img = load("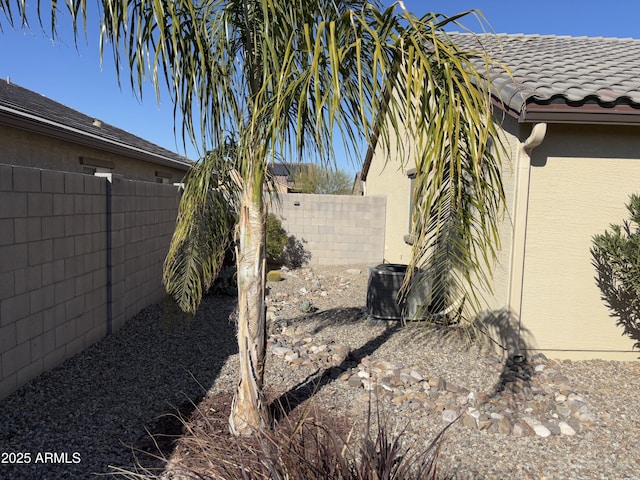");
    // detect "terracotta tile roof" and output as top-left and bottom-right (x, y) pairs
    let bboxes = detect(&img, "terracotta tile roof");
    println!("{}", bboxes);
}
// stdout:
(0, 78), (192, 169)
(446, 33), (640, 122)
